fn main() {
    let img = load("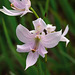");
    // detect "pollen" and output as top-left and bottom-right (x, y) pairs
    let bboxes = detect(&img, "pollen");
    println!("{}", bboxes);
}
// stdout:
(37, 25), (41, 30)
(10, 4), (14, 7)
(37, 25), (40, 28)
(32, 49), (36, 53)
